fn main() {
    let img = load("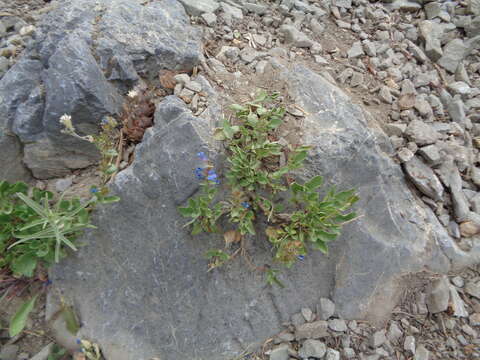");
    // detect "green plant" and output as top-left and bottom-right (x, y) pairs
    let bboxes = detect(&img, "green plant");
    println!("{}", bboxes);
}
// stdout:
(0, 180), (118, 278)
(179, 91), (359, 282)
(9, 294), (37, 337)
